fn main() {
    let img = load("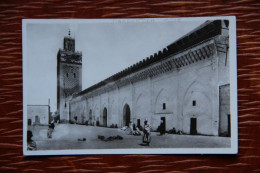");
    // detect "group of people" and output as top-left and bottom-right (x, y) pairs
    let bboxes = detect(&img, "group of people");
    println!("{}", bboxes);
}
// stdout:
(128, 119), (166, 146)
(128, 119), (152, 146)
(128, 121), (141, 136)
(28, 119), (164, 150)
